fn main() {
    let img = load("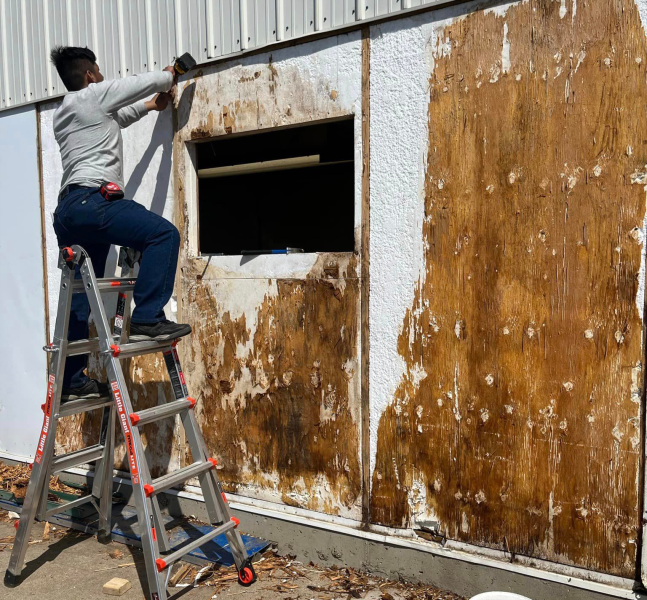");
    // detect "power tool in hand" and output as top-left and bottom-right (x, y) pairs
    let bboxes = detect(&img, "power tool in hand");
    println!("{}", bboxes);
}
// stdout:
(174, 52), (197, 75)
